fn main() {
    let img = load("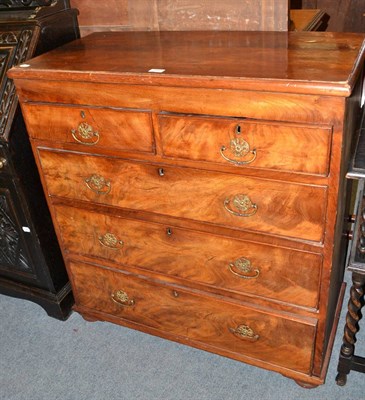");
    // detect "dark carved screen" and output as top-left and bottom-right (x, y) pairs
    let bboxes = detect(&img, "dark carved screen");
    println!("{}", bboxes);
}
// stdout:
(0, 1), (53, 9)
(0, 28), (33, 140)
(0, 189), (32, 272)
